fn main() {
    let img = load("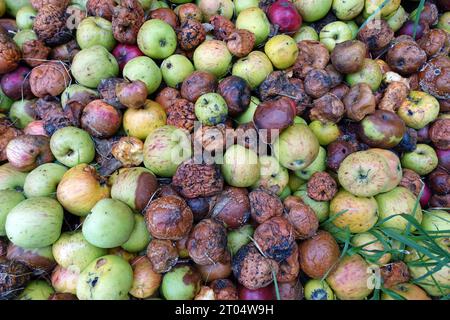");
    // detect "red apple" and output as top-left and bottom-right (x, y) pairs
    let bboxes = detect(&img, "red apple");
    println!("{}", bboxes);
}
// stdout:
(267, 1), (302, 33)
(238, 284), (276, 300)
(81, 100), (122, 138)
(420, 183), (431, 208)
(112, 44), (144, 71)
(0, 66), (34, 100)
(397, 20), (428, 40)
(436, 149), (450, 171)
